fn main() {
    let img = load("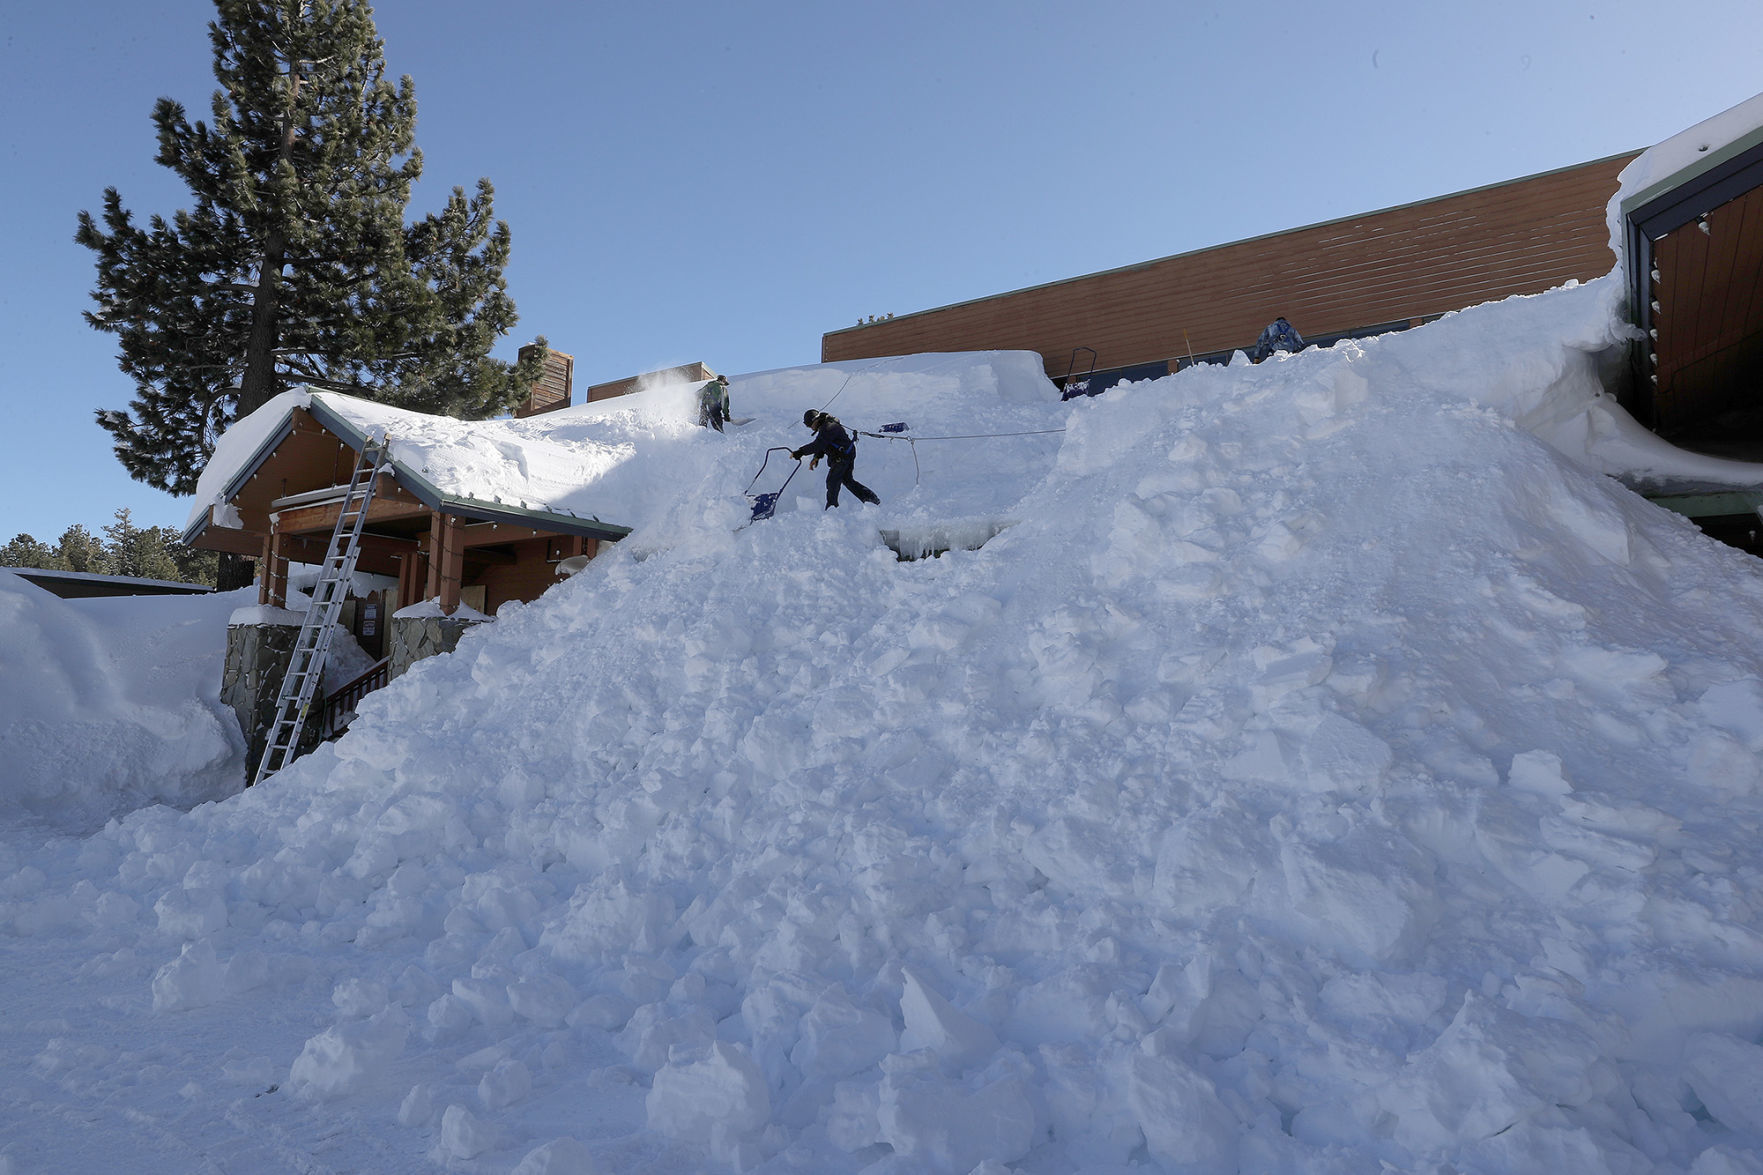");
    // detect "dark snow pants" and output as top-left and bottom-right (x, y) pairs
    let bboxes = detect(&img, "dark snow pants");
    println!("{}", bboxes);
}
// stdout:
(824, 454), (879, 509)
